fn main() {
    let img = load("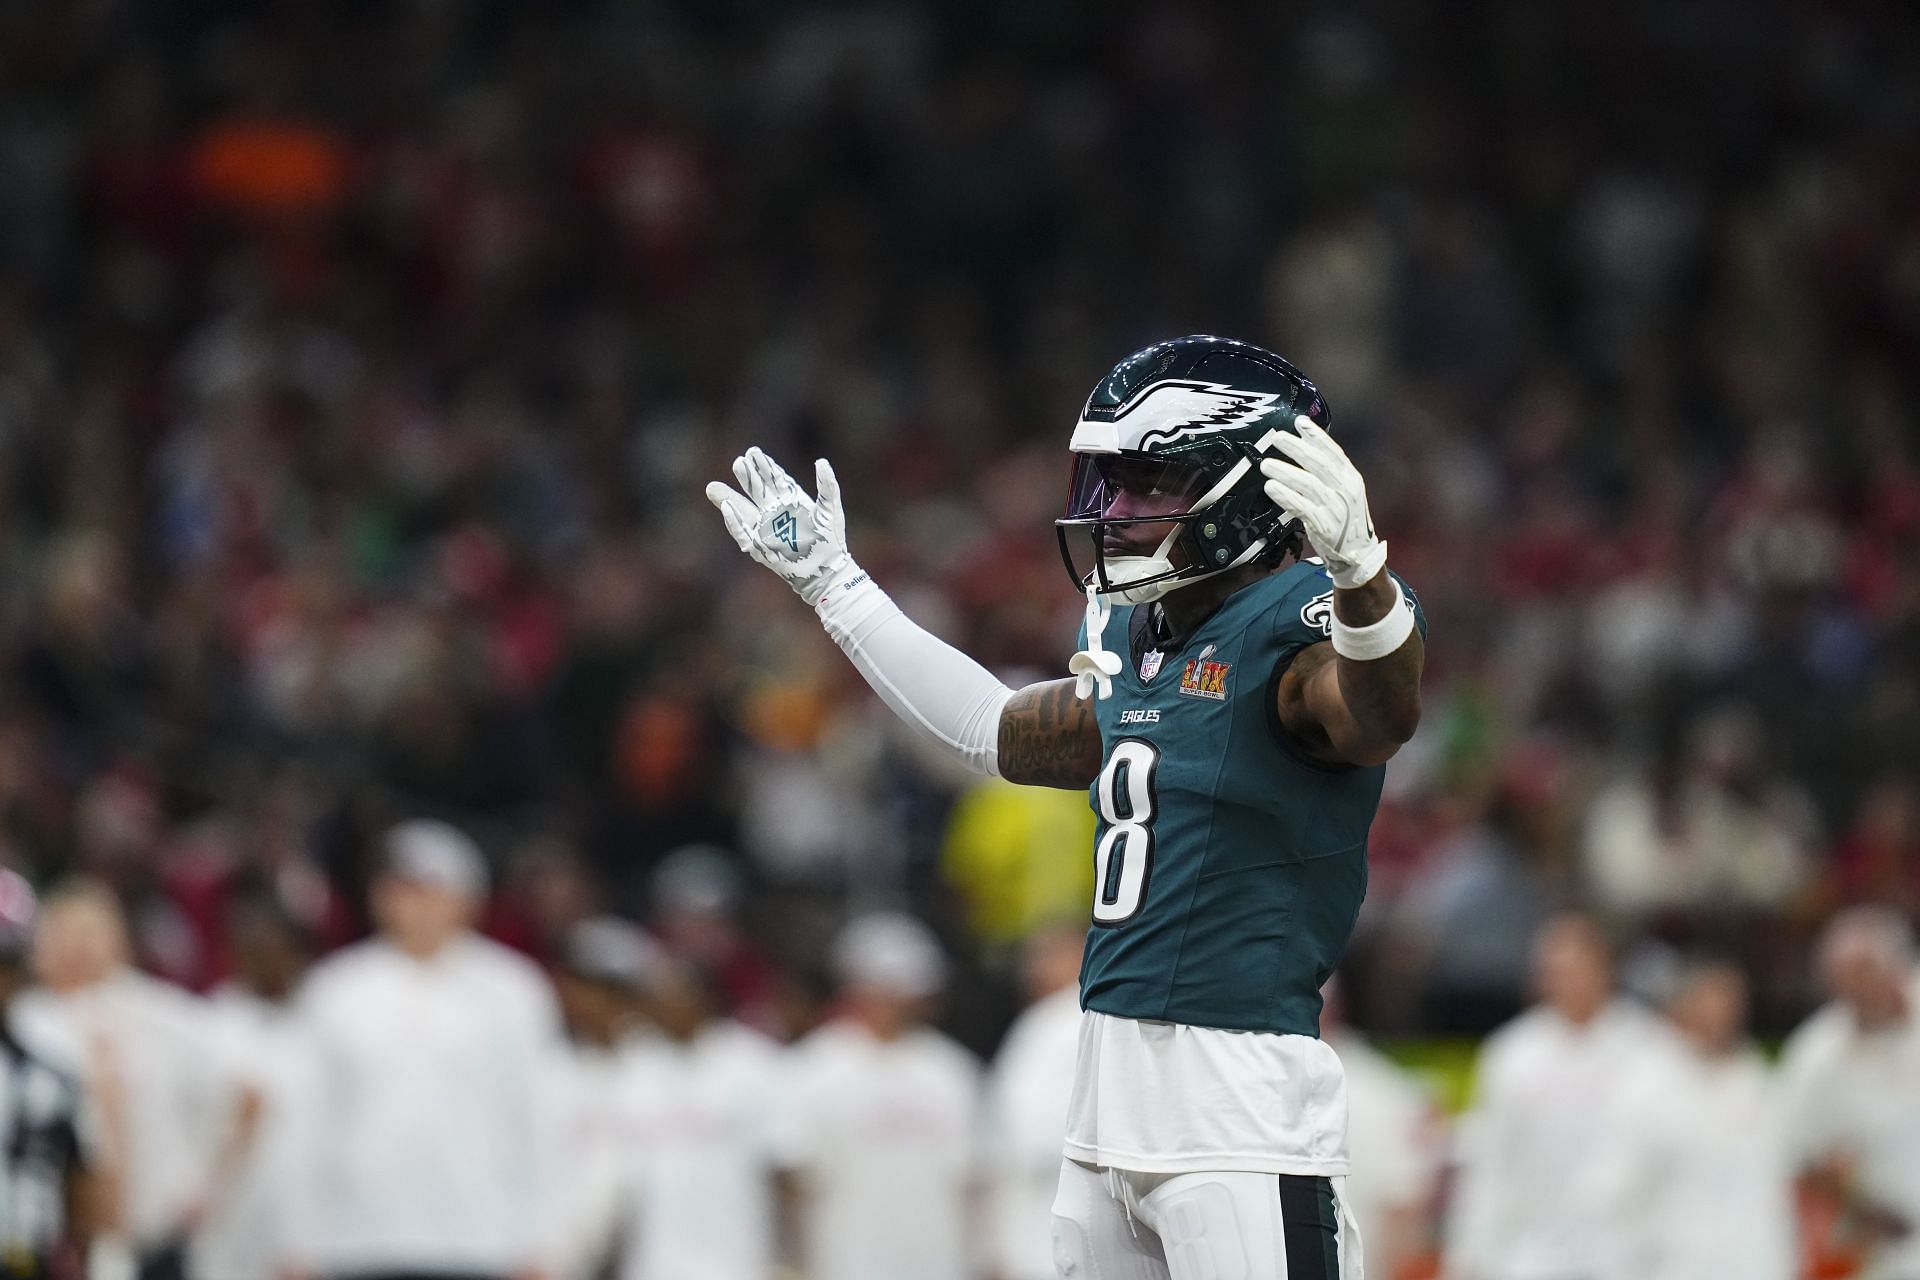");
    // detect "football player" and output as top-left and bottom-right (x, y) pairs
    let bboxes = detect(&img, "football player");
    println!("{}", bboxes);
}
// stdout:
(709, 334), (1427, 1279)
